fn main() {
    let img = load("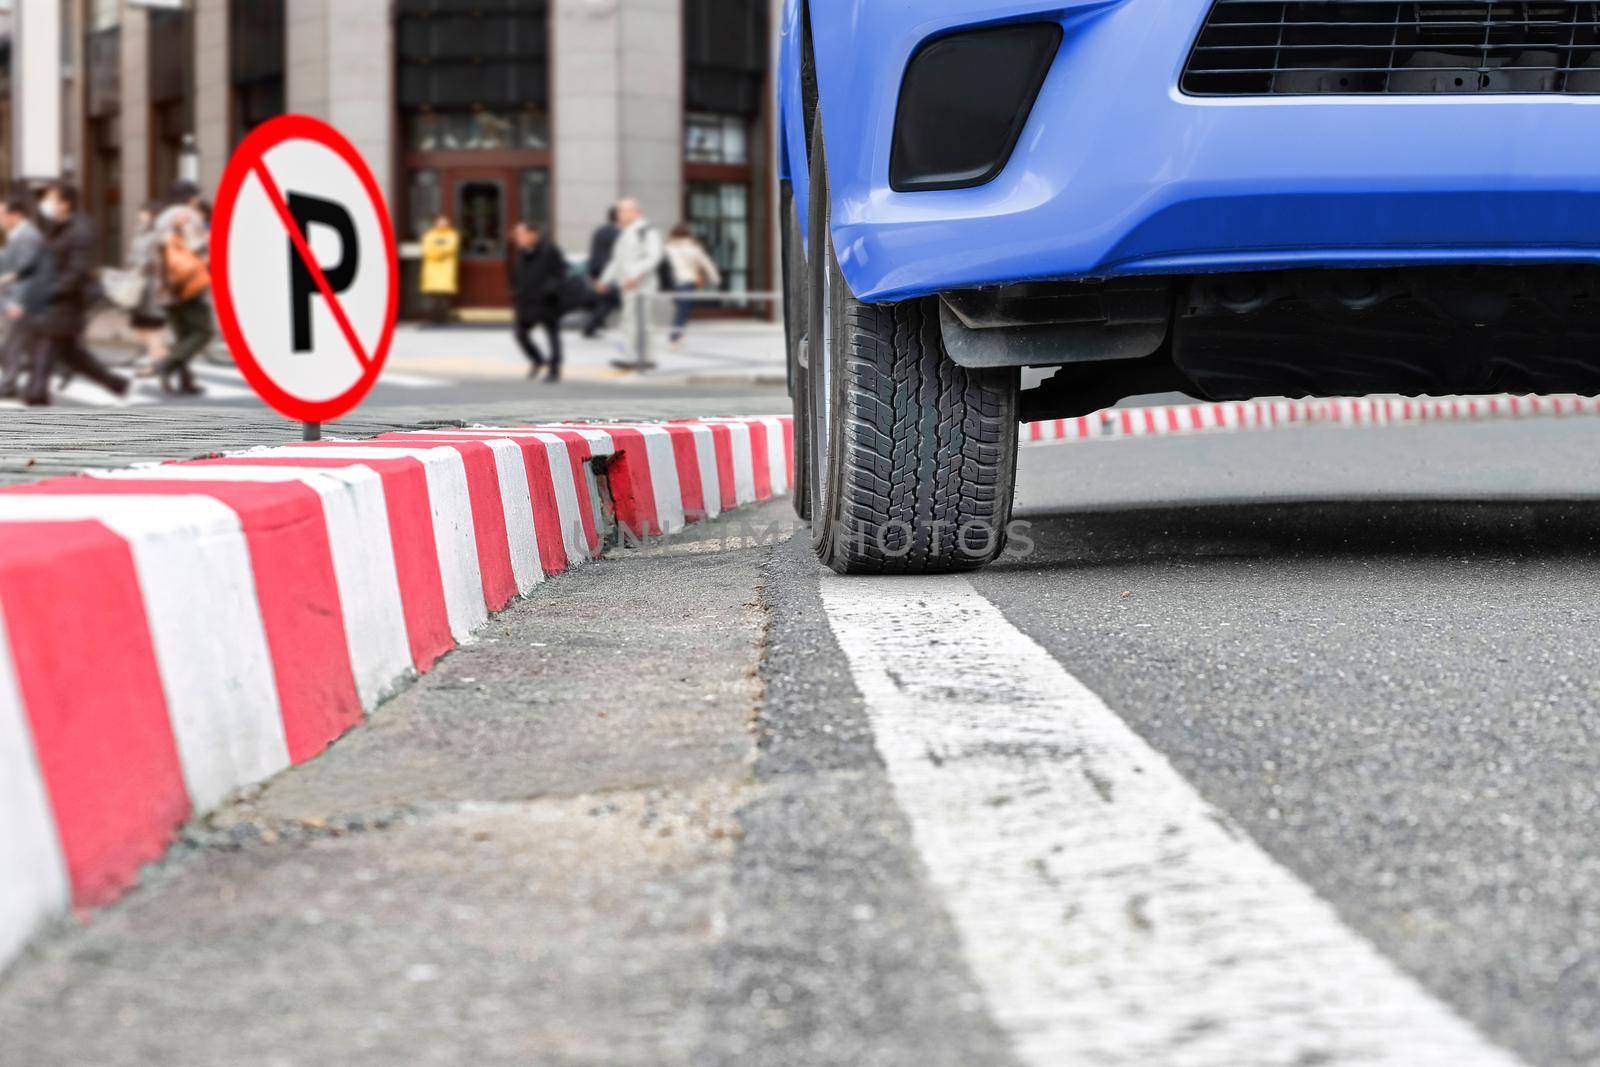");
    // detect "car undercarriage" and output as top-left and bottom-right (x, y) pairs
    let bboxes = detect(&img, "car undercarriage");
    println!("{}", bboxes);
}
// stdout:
(945, 266), (1600, 421)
